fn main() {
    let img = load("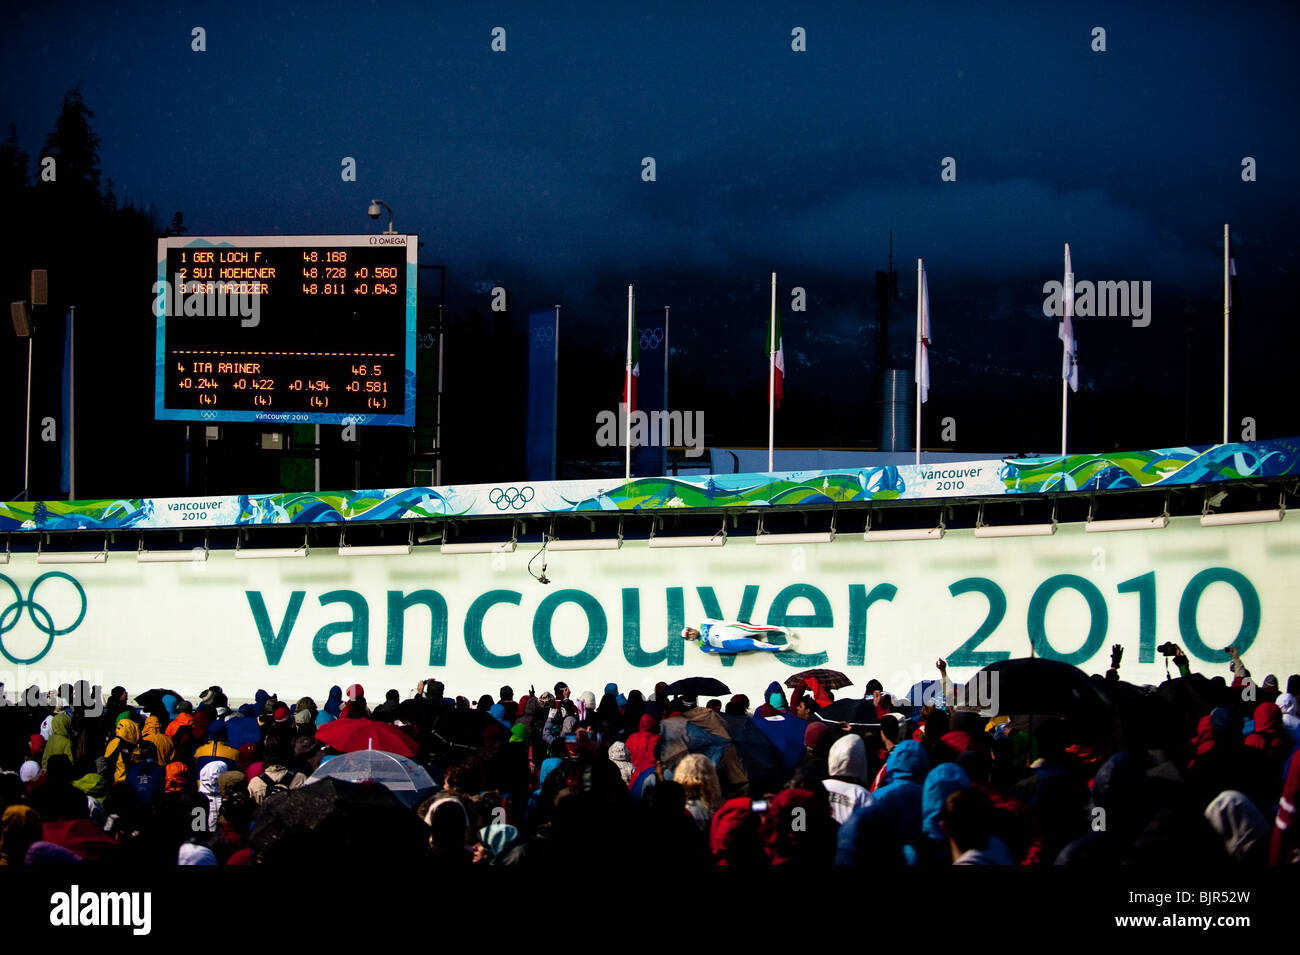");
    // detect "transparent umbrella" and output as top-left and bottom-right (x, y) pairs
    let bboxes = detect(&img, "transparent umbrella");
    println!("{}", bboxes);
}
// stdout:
(307, 747), (435, 808)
